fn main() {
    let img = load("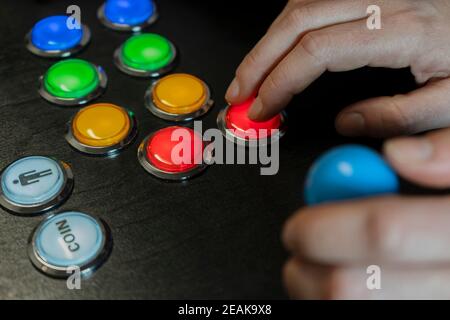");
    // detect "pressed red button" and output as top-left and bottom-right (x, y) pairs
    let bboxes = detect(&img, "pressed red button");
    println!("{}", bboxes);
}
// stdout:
(225, 97), (281, 139)
(146, 126), (204, 173)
